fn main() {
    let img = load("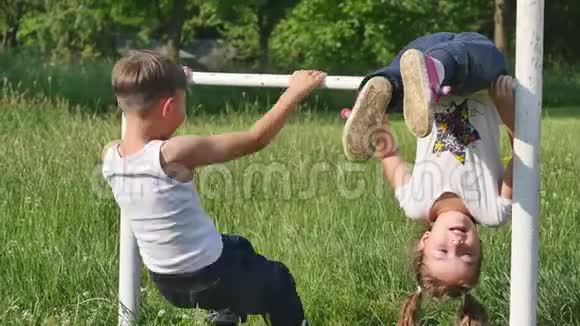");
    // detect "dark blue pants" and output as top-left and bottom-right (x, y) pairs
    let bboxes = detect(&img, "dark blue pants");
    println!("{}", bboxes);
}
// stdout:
(150, 235), (304, 326)
(361, 32), (507, 111)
